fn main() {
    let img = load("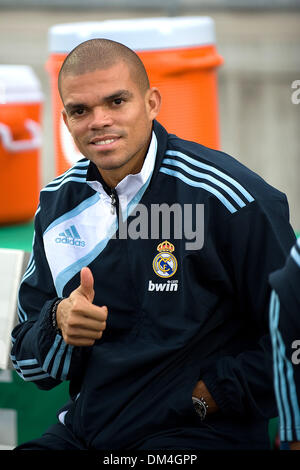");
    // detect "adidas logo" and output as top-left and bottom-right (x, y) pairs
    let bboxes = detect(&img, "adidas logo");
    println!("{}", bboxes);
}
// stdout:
(55, 225), (86, 247)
